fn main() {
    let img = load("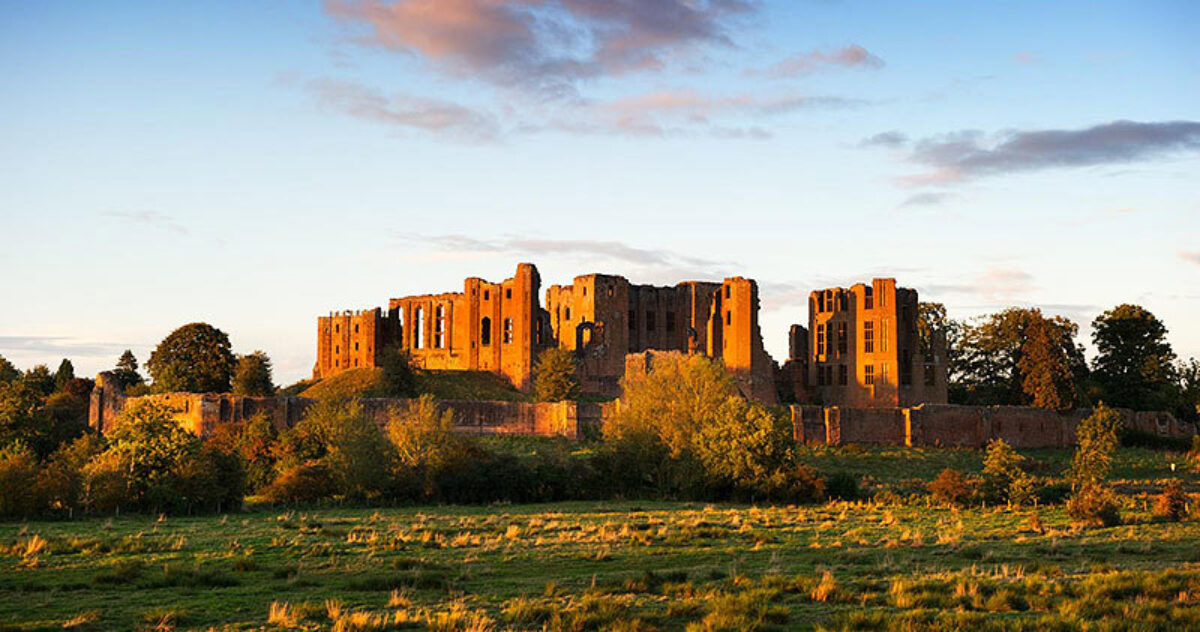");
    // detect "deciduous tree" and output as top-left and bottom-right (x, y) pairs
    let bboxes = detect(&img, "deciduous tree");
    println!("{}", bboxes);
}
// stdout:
(232, 351), (275, 396)
(533, 347), (578, 402)
(147, 323), (236, 393)
(1091, 304), (1176, 411)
